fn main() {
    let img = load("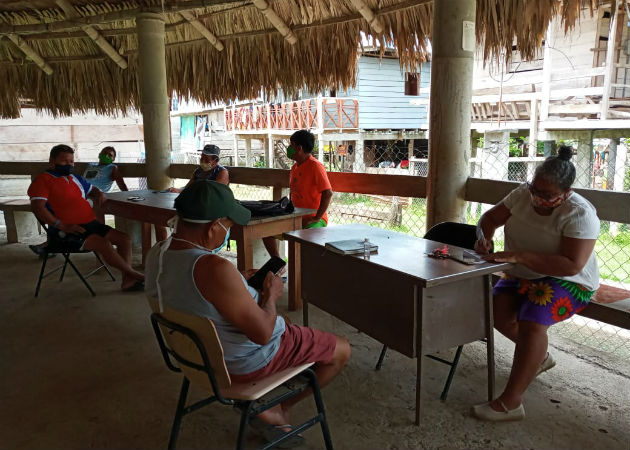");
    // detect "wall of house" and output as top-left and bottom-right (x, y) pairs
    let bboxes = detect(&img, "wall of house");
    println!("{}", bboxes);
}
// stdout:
(340, 56), (429, 129)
